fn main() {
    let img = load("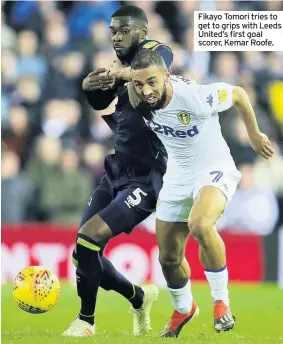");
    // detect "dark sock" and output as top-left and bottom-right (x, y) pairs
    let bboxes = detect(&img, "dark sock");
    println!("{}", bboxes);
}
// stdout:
(78, 313), (95, 325)
(100, 256), (144, 309)
(76, 234), (102, 326)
